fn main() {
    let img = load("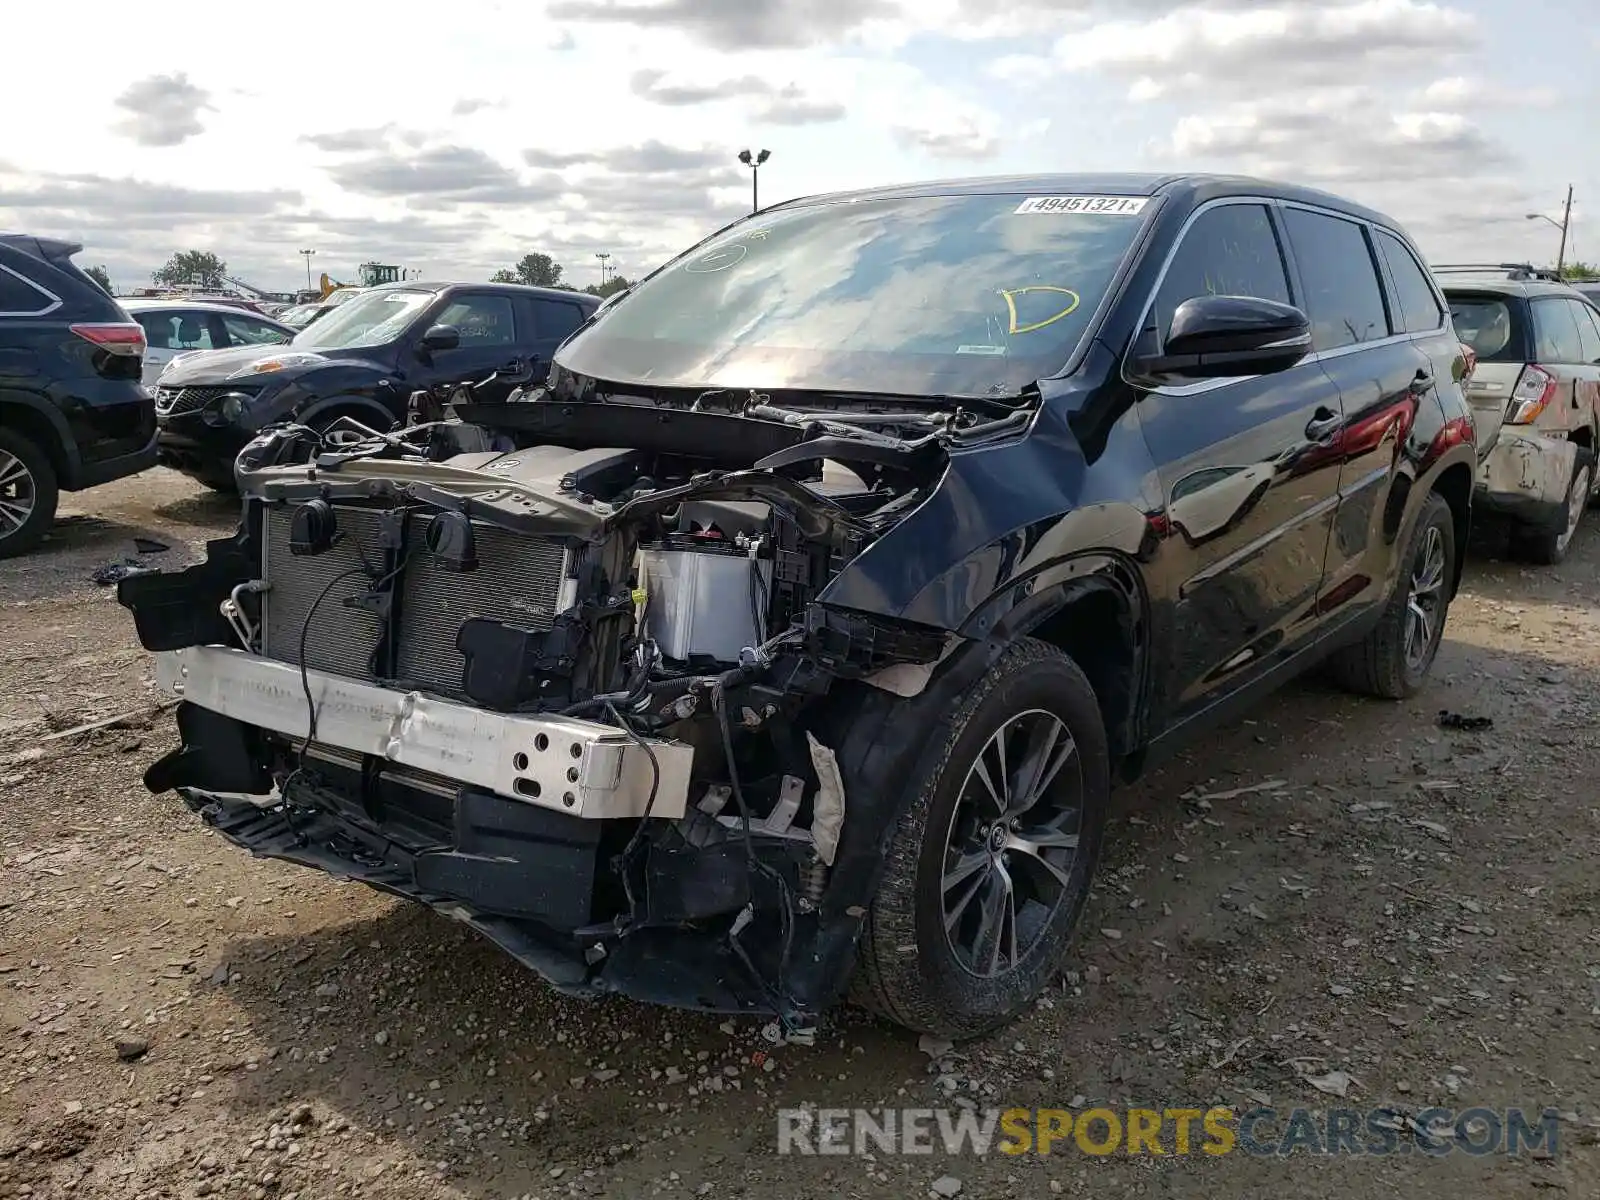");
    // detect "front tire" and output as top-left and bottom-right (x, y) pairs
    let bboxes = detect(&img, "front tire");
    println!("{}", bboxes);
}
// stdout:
(0, 429), (60, 560)
(1326, 491), (1455, 699)
(852, 638), (1109, 1039)
(193, 469), (238, 494)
